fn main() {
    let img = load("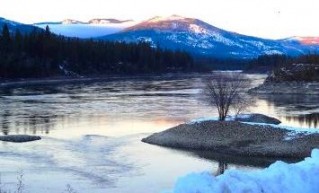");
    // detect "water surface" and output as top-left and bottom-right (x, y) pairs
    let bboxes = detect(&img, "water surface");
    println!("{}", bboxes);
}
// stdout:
(0, 73), (317, 192)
